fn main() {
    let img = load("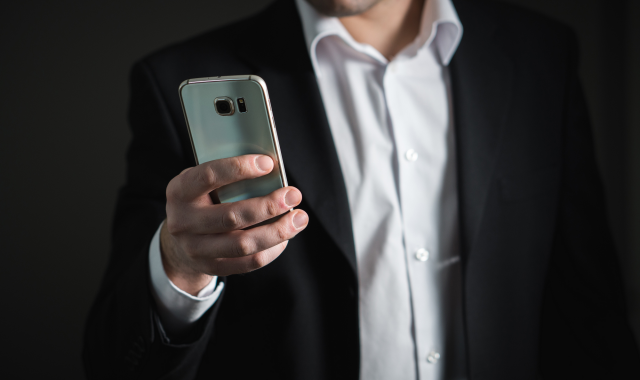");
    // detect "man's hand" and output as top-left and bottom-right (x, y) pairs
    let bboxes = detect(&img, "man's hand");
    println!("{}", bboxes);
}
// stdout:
(160, 154), (308, 296)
